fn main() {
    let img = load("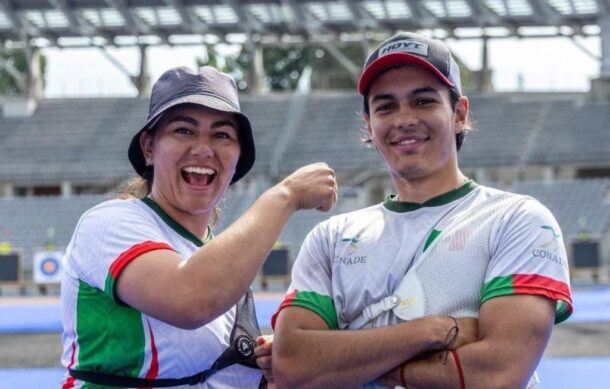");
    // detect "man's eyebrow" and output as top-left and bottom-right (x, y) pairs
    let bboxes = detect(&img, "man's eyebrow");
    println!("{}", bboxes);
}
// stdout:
(370, 87), (441, 104)
(410, 87), (441, 96)
(370, 93), (395, 104)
